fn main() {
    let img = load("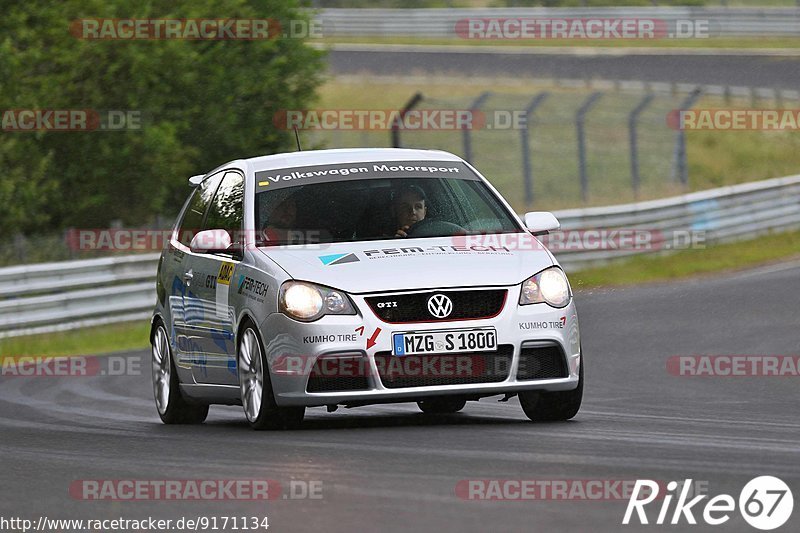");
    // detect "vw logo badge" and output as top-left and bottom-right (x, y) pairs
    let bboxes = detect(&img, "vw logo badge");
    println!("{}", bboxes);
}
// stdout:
(427, 294), (453, 319)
